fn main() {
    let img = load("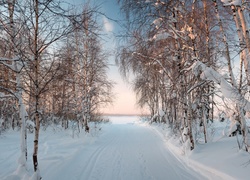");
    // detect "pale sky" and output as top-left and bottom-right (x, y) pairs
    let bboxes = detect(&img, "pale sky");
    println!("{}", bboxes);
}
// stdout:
(69, 0), (144, 115)
(97, 0), (145, 115)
